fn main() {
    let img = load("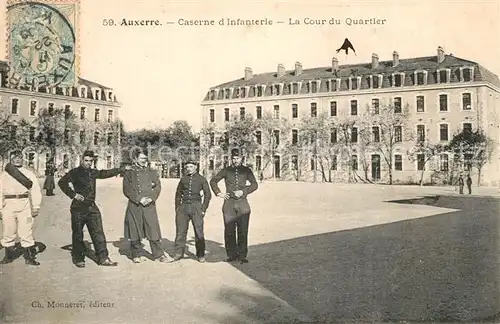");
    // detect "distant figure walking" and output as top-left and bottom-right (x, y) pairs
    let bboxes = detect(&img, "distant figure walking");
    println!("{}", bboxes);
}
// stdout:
(466, 174), (472, 194)
(43, 162), (56, 196)
(458, 175), (464, 194)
